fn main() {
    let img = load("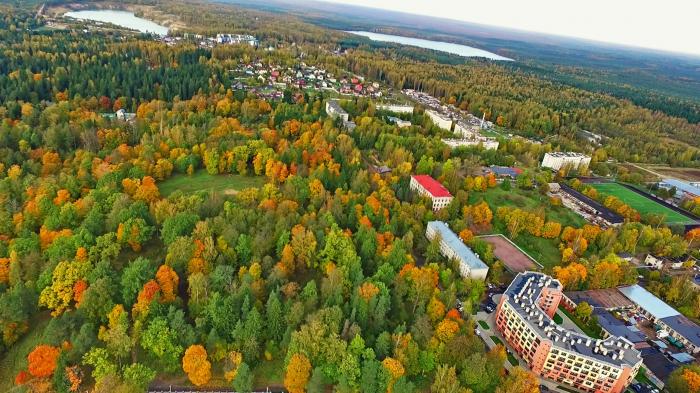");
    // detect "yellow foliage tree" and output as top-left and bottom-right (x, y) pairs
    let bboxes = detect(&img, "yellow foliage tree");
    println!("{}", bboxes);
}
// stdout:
(182, 345), (211, 387)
